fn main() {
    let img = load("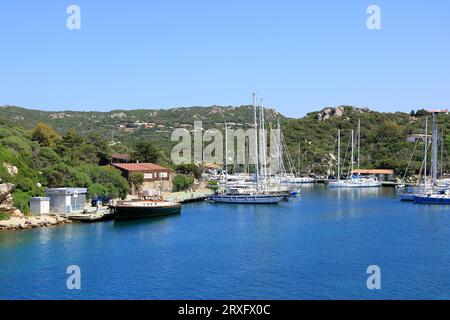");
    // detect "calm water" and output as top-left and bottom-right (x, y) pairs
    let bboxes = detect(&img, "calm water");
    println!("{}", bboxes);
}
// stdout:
(1, 185), (450, 300)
